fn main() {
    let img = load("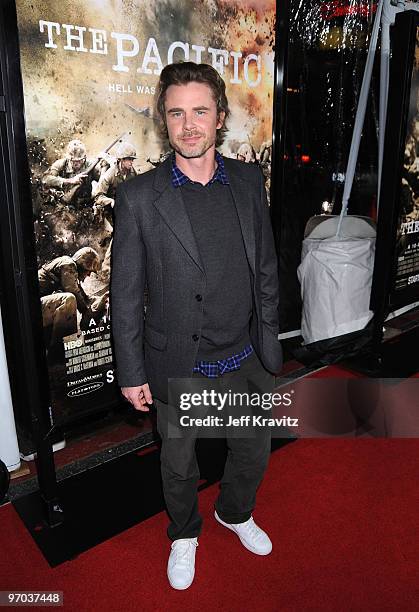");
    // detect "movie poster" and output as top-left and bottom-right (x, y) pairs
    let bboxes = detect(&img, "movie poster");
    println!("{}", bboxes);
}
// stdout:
(393, 26), (419, 295)
(15, 0), (276, 424)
